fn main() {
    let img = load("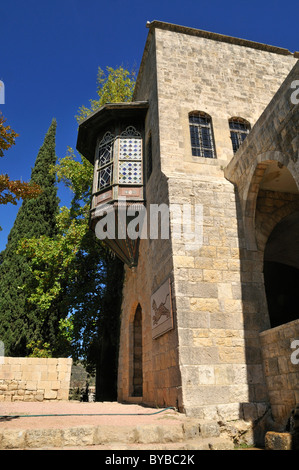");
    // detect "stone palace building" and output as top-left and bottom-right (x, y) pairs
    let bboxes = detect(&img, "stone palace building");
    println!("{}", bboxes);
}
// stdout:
(77, 21), (299, 438)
